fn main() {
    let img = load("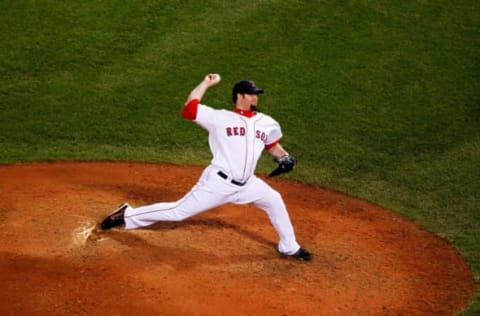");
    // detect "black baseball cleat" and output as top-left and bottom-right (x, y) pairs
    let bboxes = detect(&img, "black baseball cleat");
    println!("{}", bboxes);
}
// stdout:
(100, 203), (128, 230)
(287, 247), (312, 261)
